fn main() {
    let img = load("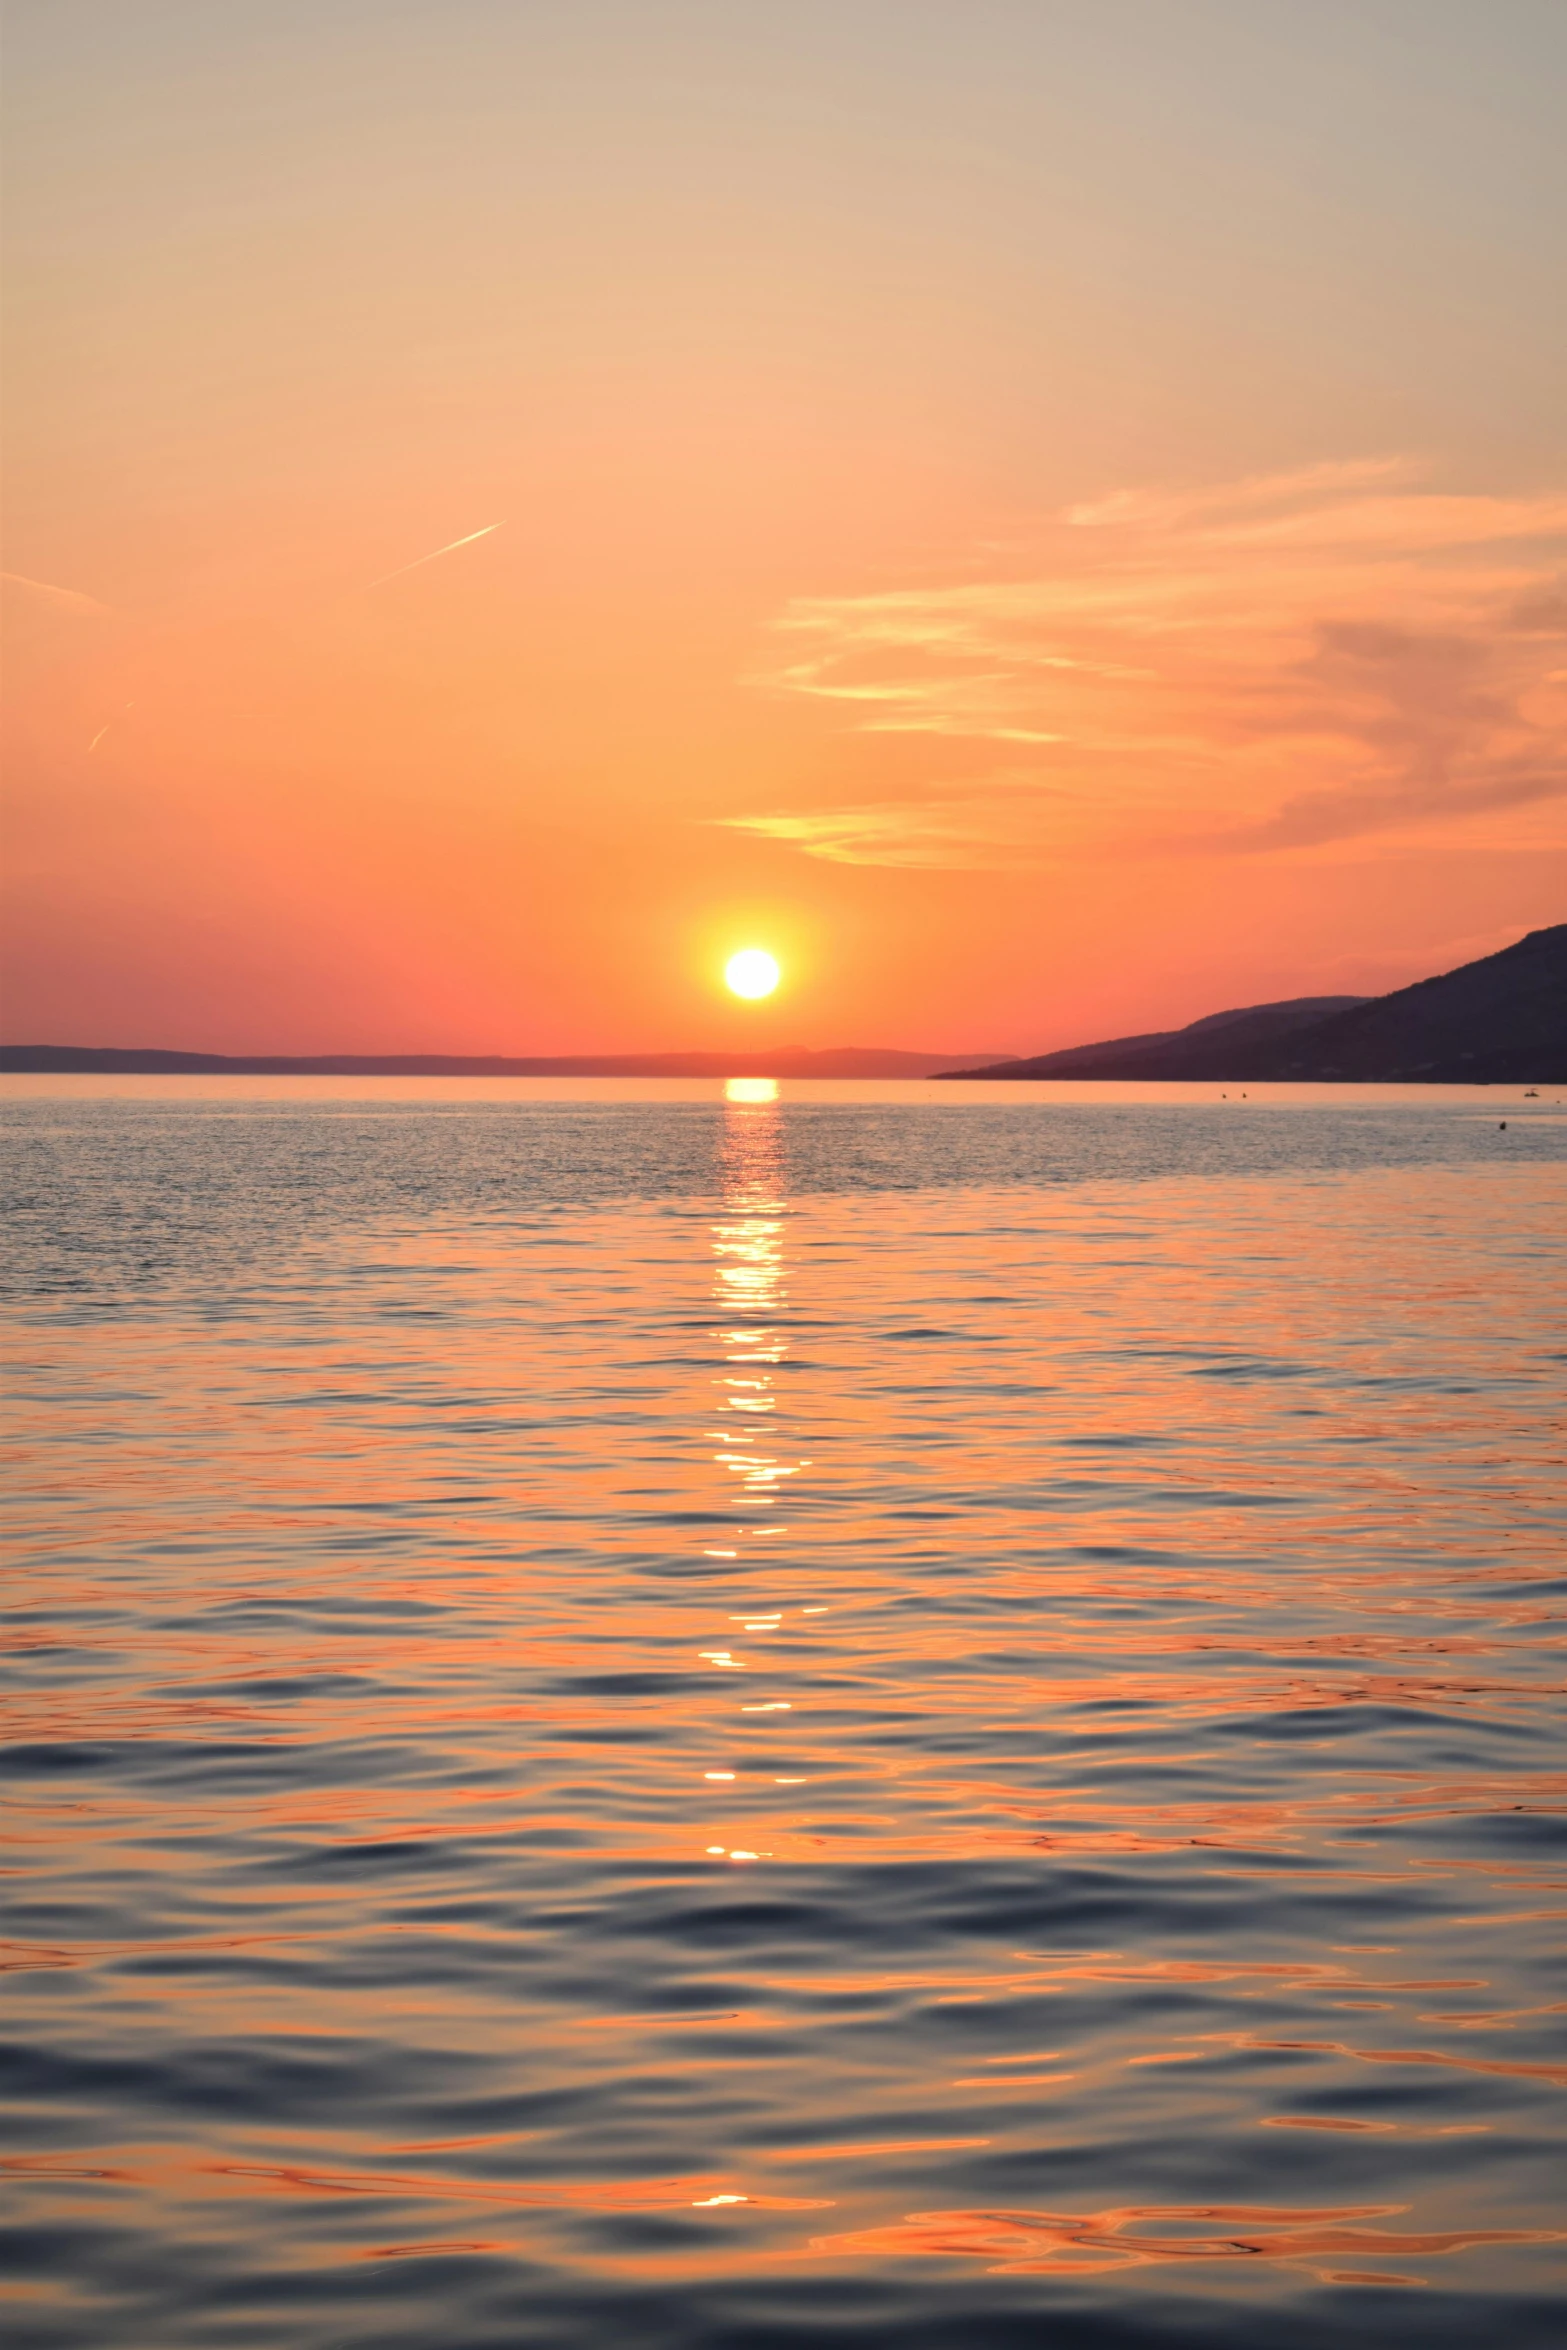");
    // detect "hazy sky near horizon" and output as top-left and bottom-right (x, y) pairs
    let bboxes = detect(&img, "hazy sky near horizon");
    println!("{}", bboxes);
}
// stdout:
(4, 0), (1565, 1052)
